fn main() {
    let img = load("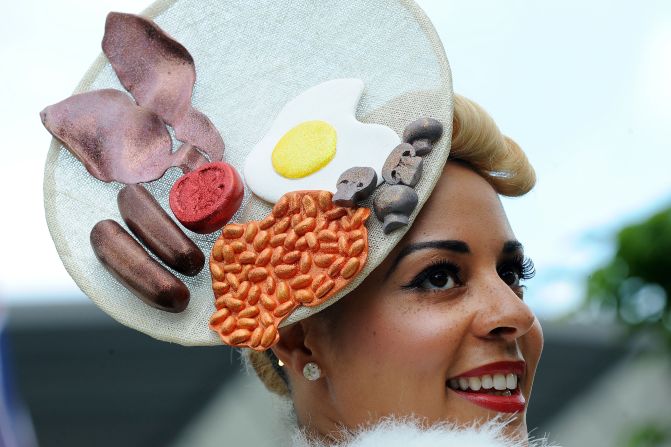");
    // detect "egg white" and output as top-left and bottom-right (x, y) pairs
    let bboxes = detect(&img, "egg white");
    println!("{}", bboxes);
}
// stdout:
(243, 78), (400, 203)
